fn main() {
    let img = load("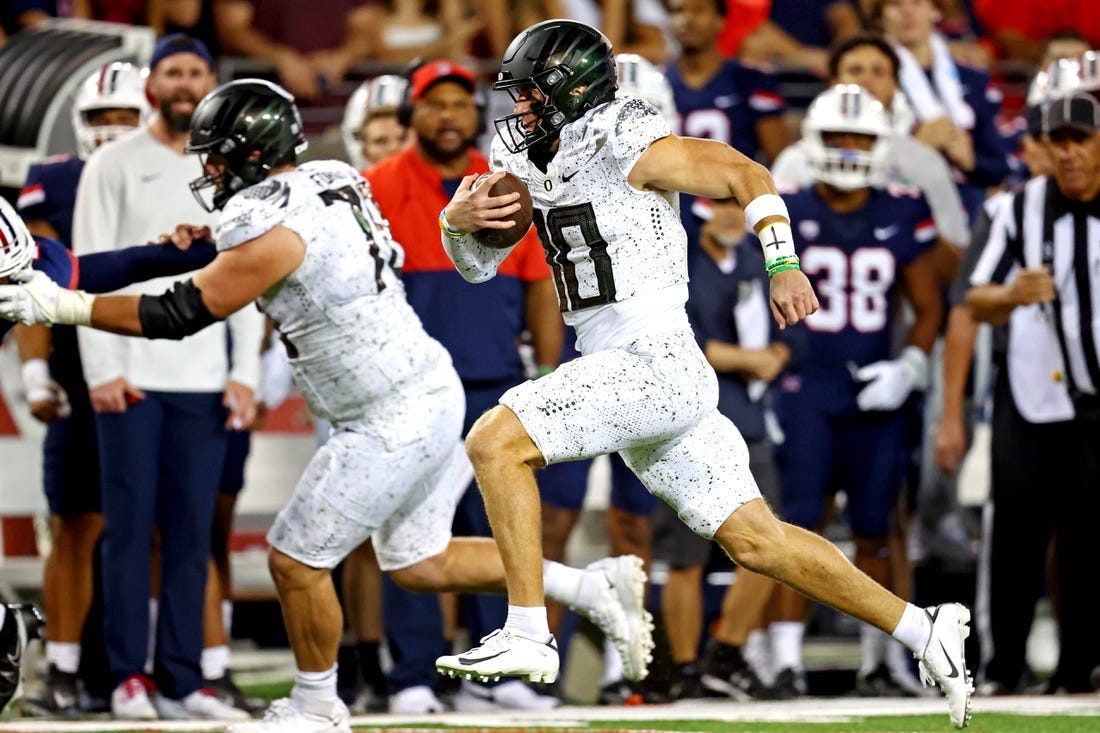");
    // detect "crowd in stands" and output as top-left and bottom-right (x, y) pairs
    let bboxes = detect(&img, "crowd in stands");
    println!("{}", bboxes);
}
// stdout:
(1, 0), (1099, 722)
